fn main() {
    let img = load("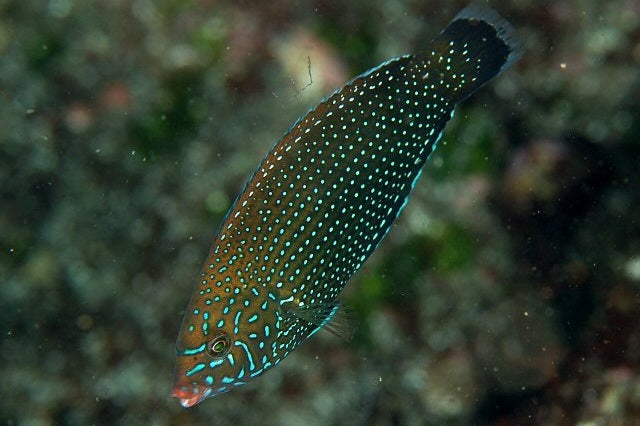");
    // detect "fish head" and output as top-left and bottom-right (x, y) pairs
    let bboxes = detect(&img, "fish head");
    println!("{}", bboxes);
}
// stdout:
(172, 287), (282, 407)
(171, 330), (236, 407)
